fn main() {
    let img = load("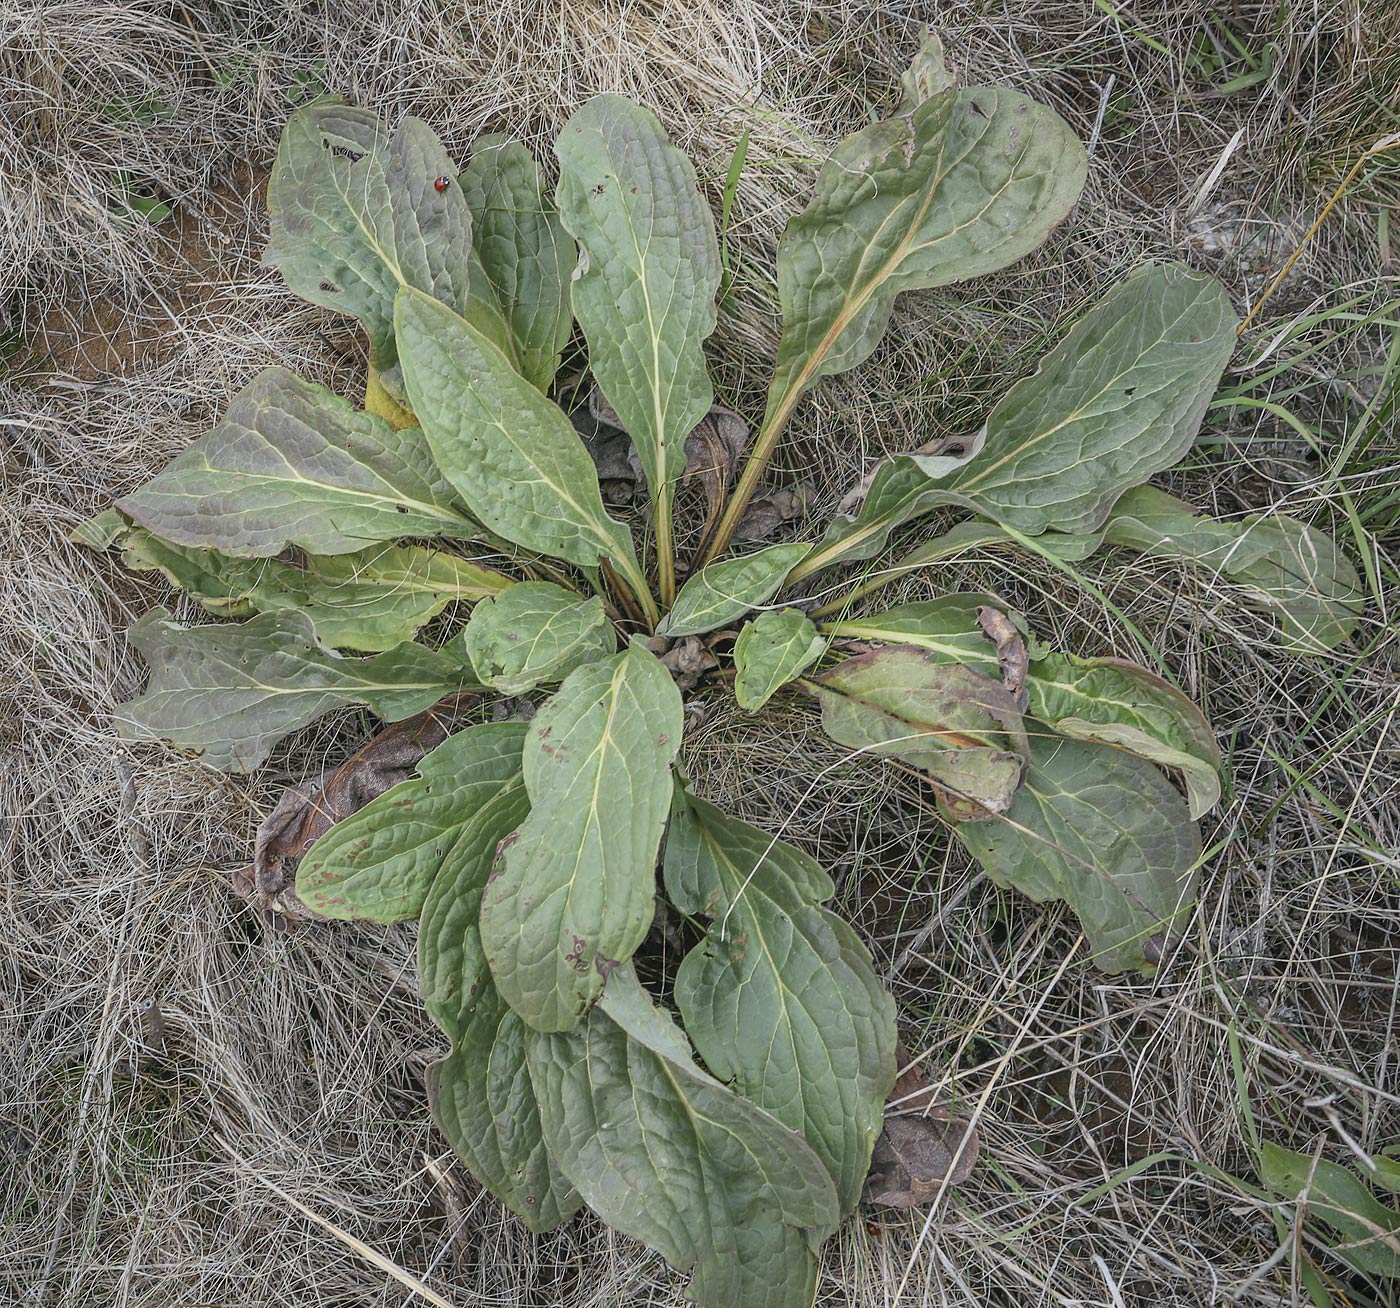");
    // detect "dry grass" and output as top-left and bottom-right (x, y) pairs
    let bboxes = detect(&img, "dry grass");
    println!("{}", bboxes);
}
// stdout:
(3, 1), (1398, 1305)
